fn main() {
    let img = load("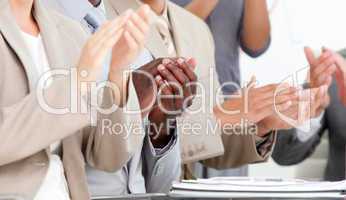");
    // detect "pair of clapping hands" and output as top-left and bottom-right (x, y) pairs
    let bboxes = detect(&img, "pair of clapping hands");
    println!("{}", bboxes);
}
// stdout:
(215, 70), (329, 137)
(132, 58), (198, 146)
(76, 4), (198, 116)
(305, 46), (346, 107)
(77, 5), (152, 105)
